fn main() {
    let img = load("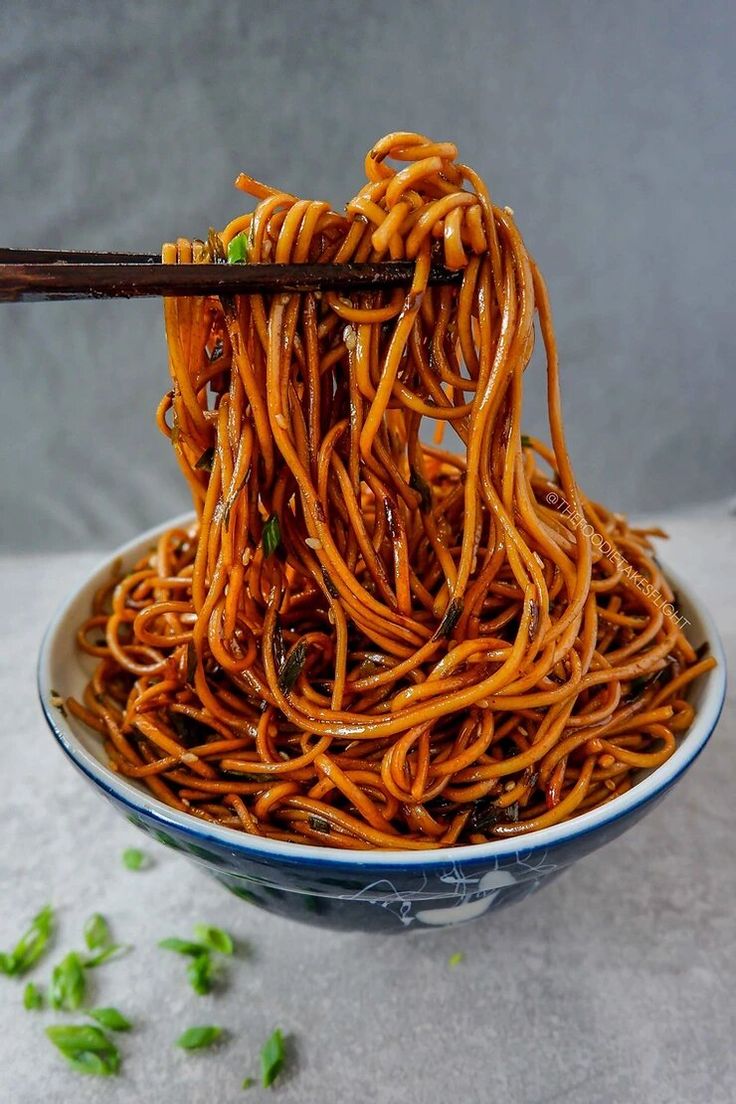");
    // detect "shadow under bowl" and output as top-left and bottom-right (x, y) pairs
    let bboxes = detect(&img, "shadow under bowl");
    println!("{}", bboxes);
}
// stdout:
(38, 514), (727, 933)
